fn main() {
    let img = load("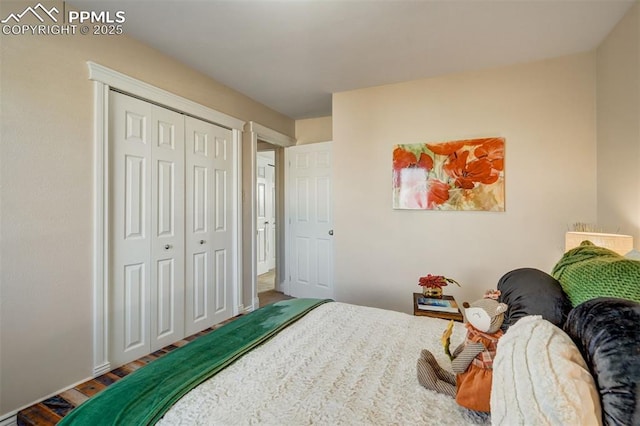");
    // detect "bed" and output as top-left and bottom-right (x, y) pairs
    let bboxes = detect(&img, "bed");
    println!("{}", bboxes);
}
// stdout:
(60, 299), (480, 425)
(157, 302), (477, 426)
(59, 243), (640, 426)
